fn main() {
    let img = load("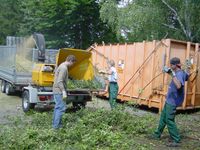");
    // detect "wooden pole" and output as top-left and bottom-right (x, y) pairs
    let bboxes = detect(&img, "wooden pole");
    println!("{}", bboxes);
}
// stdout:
(191, 43), (199, 107)
(182, 42), (191, 109)
(162, 39), (171, 111)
